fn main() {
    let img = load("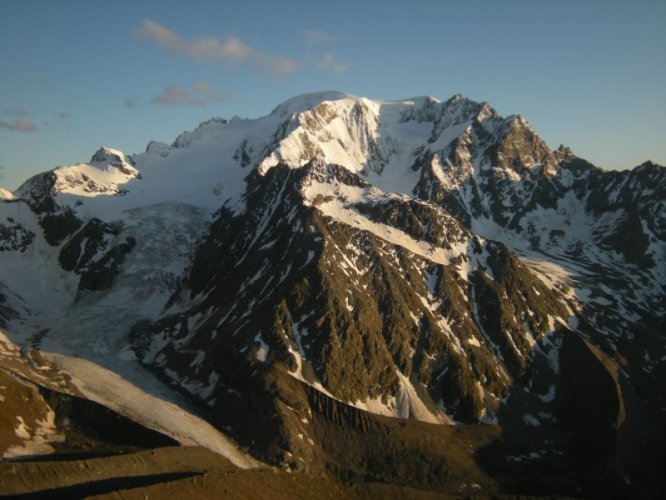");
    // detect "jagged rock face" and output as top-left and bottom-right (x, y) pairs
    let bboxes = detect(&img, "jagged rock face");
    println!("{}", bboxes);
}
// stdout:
(415, 137), (666, 346)
(0, 92), (664, 493)
(0, 216), (35, 252)
(132, 161), (572, 427)
(58, 218), (136, 293)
